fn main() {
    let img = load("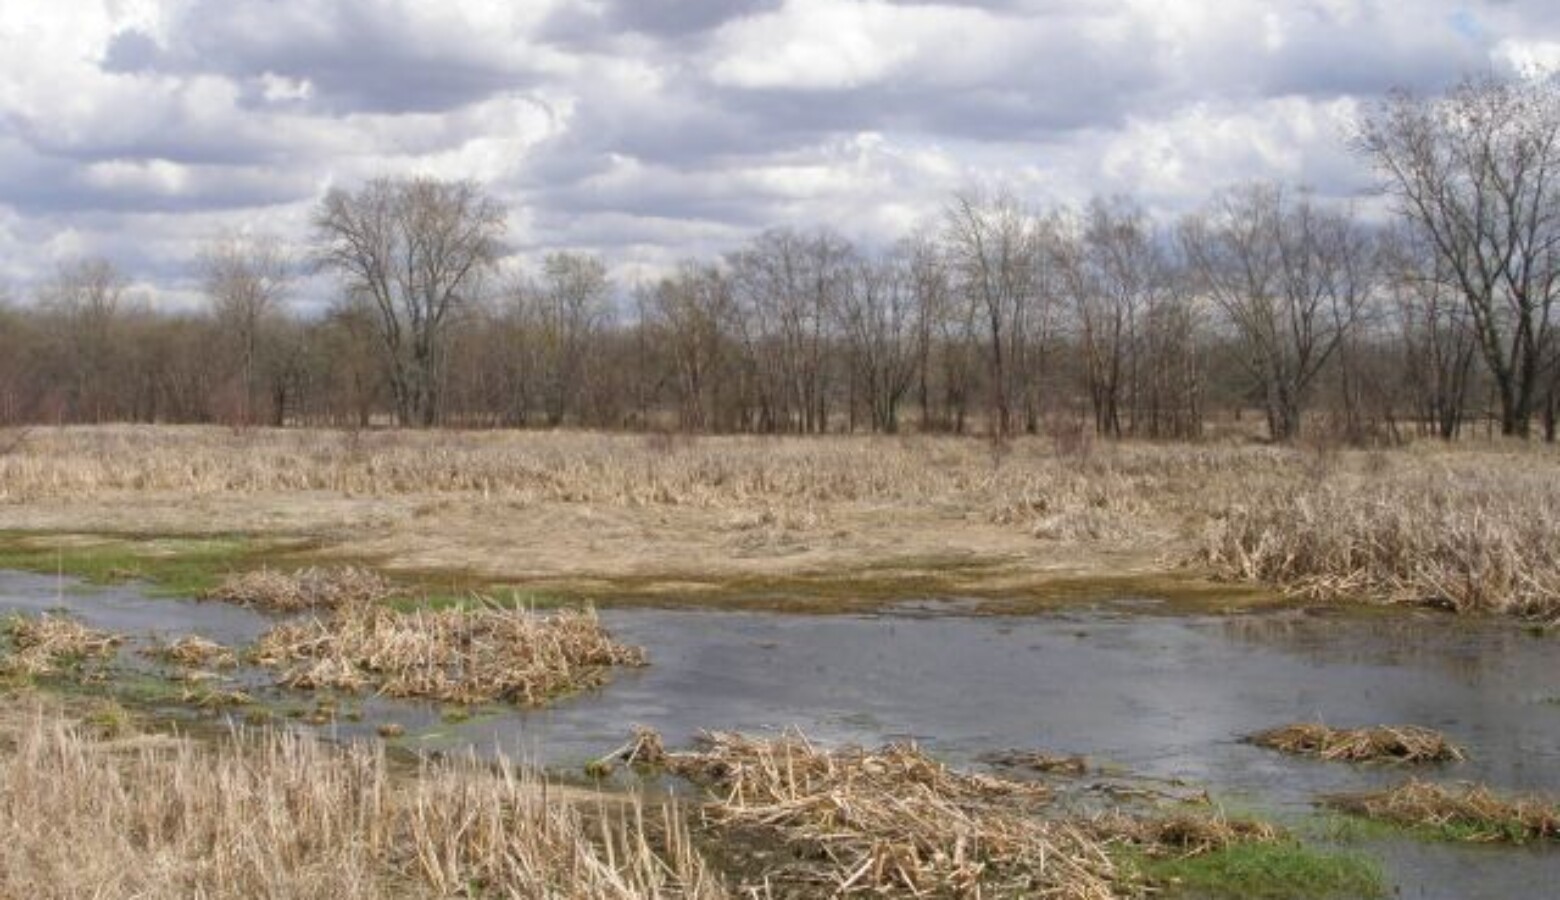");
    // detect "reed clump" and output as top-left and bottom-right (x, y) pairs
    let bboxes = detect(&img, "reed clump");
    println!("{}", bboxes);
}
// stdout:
(1, 614), (123, 676)
(1324, 780), (1560, 844)
(1085, 811), (1283, 858)
(1247, 724), (1466, 764)
(254, 602), (647, 705)
(145, 635), (237, 668)
(204, 566), (393, 612)
(1203, 471), (1560, 619)
(0, 702), (726, 899)
(629, 728), (1137, 899)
